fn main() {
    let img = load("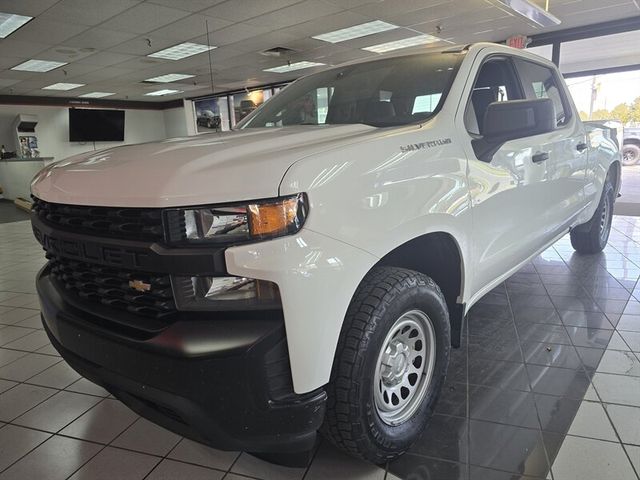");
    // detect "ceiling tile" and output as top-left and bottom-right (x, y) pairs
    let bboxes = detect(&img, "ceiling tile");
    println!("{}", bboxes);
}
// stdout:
(75, 51), (138, 67)
(243, 0), (344, 29)
(147, 14), (233, 41)
(191, 22), (272, 47)
(8, 17), (90, 44)
(38, 0), (143, 26)
(100, 2), (191, 34)
(202, 0), (308, 22)
(107, 36), (182, 56)
(0, 39), (49, 58)
(145, 0), (228, 12)
(0, 0), (60, 17)
(61, 28), (138, 50)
